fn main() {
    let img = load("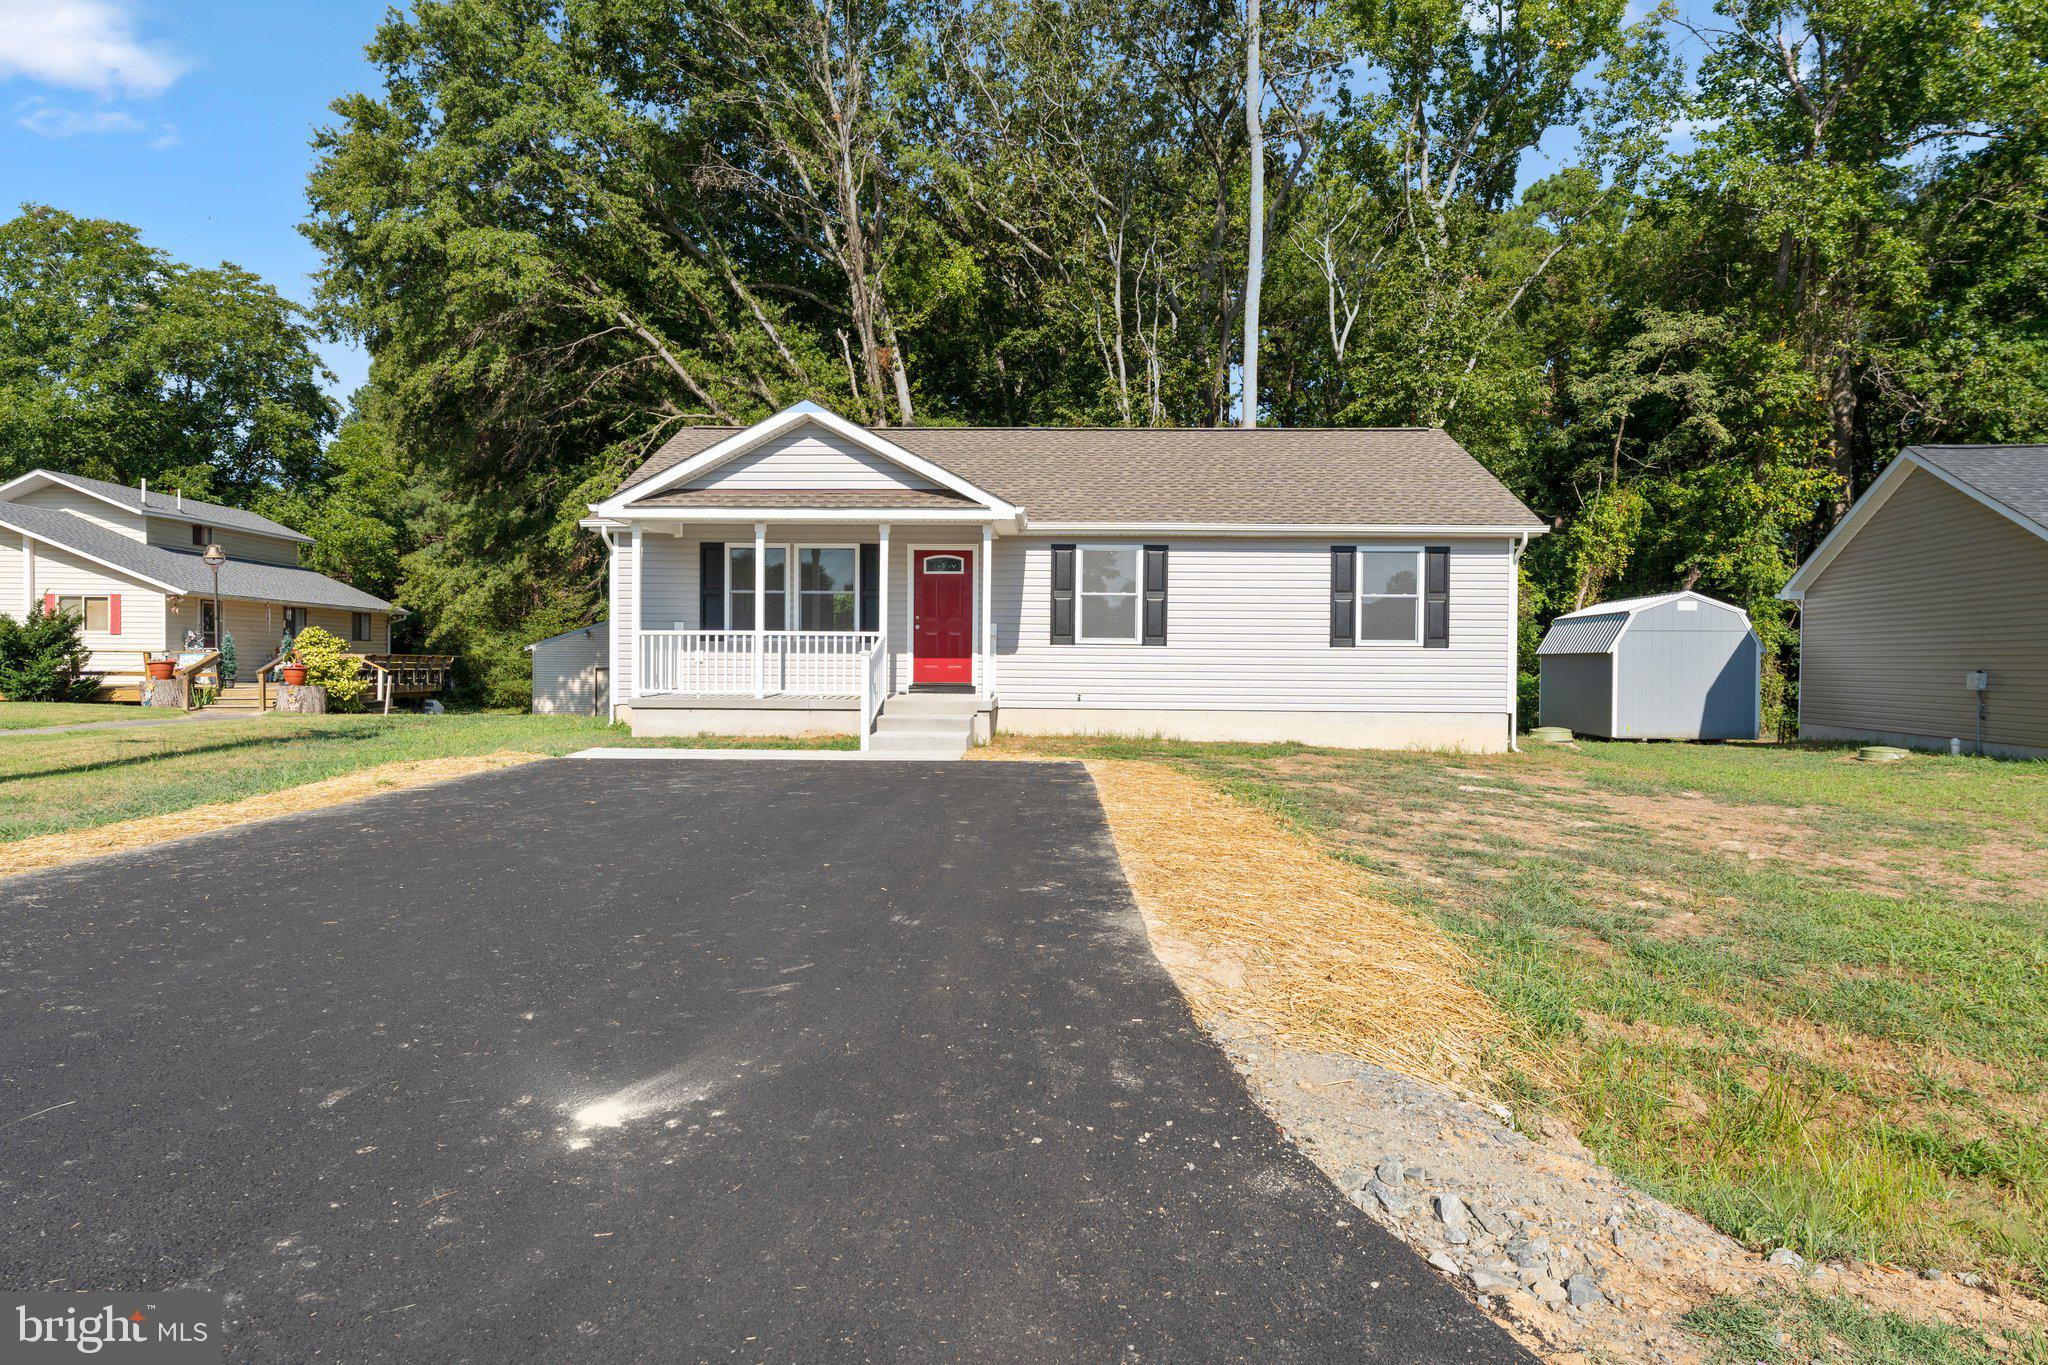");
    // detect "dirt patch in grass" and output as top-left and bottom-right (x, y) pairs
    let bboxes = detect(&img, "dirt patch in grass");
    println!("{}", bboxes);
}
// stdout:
(1335, 753), (2044, 903)
(1081, 758), (1513, 1091)
(0, 750), (546, 879)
